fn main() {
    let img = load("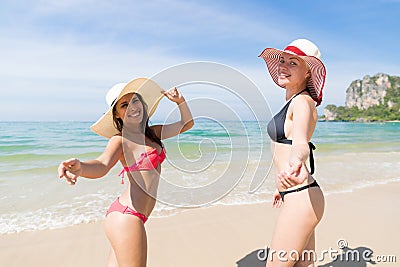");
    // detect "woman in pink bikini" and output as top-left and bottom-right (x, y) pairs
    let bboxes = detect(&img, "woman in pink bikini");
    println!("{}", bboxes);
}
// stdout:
(58, 78), (194, 267)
